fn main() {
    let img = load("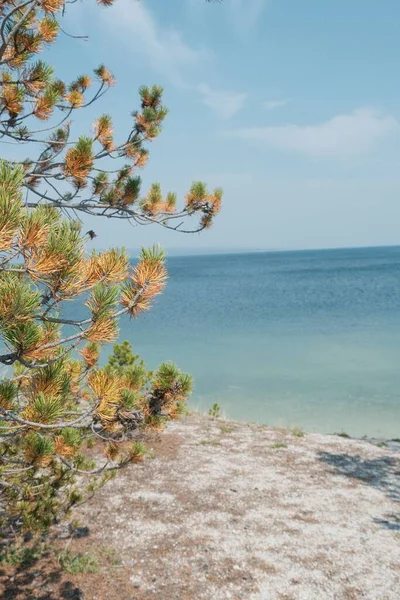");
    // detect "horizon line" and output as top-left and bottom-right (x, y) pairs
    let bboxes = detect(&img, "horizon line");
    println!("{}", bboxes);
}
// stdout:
(94, 243), (400, 258)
